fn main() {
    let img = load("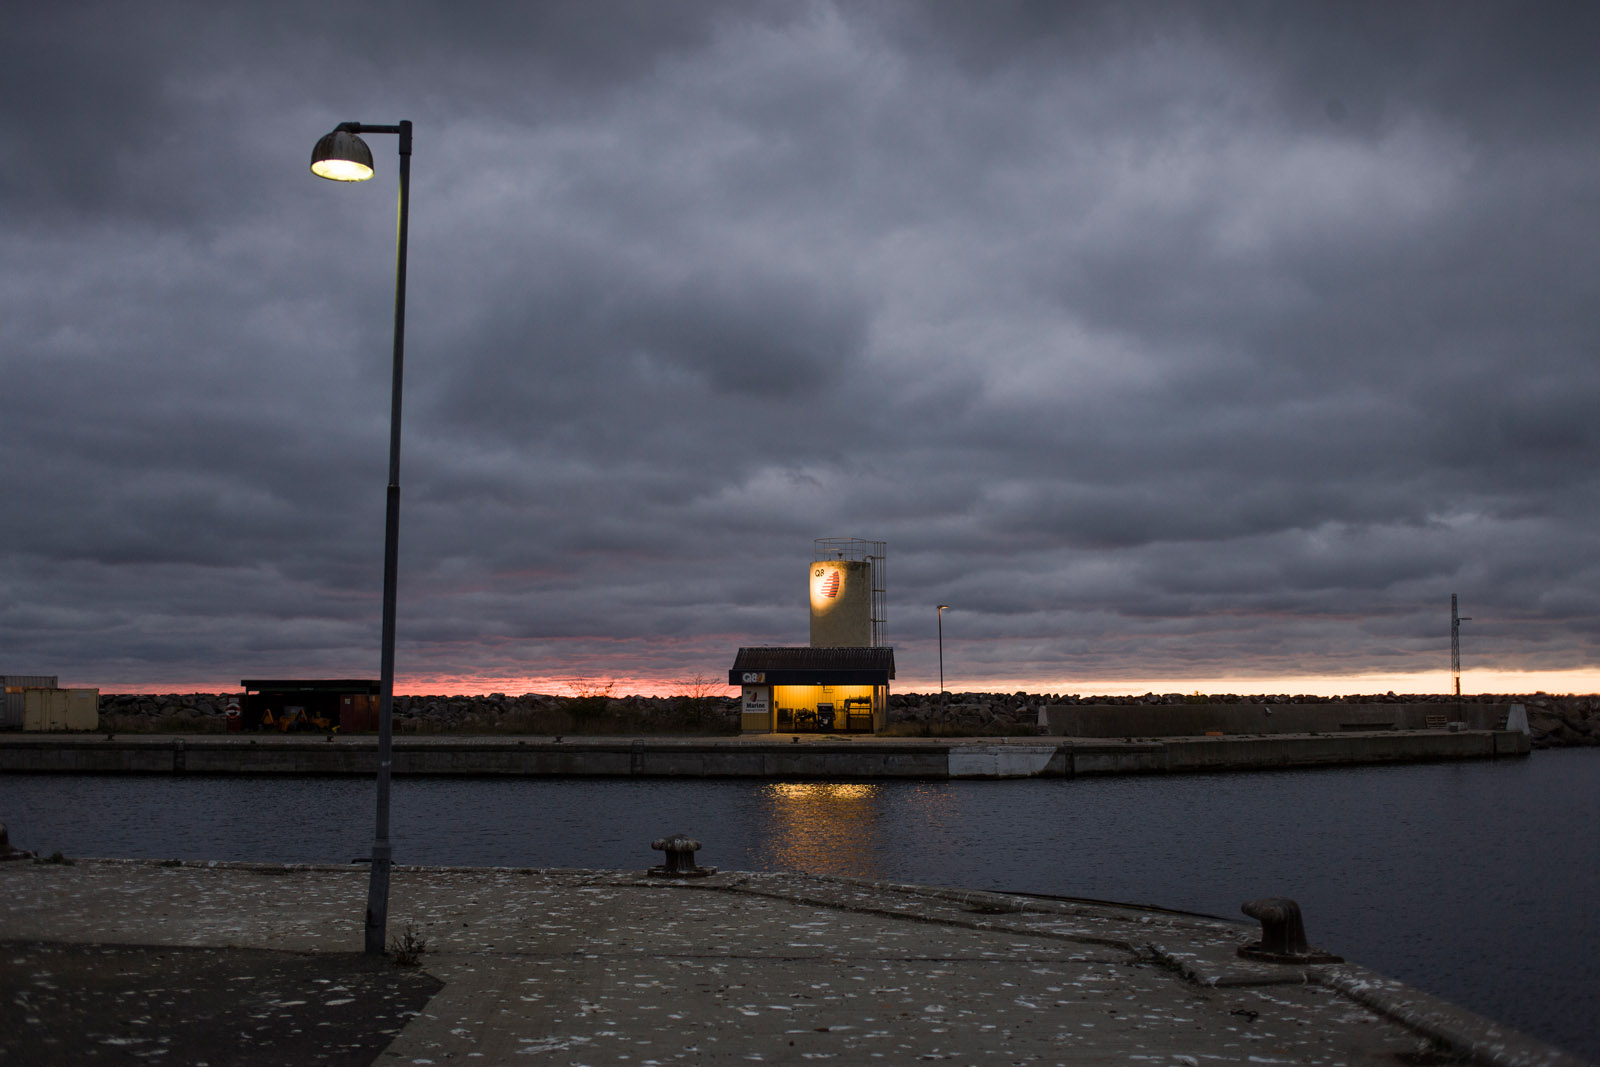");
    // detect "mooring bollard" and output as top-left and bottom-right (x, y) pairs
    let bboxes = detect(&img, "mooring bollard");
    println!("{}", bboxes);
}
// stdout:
(1238, 897), (1343, 964)
(649, 833), (716, 878)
